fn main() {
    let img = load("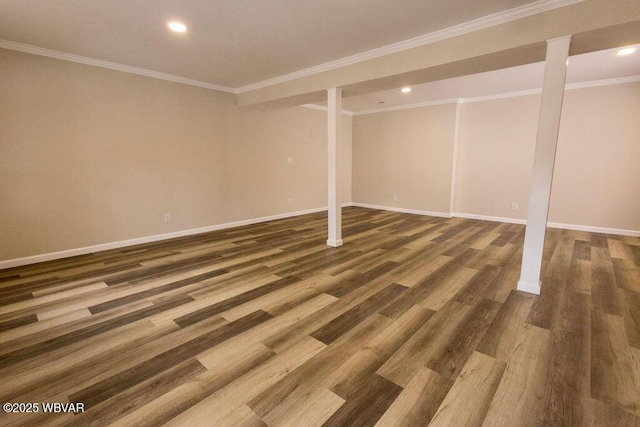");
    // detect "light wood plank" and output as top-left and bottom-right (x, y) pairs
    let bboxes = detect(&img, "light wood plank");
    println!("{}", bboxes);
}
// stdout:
(161, 335), (326, 426)
(429, 351), (506, 427)
(482, 324), (552, 426)
(375, 367), (451, 427)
